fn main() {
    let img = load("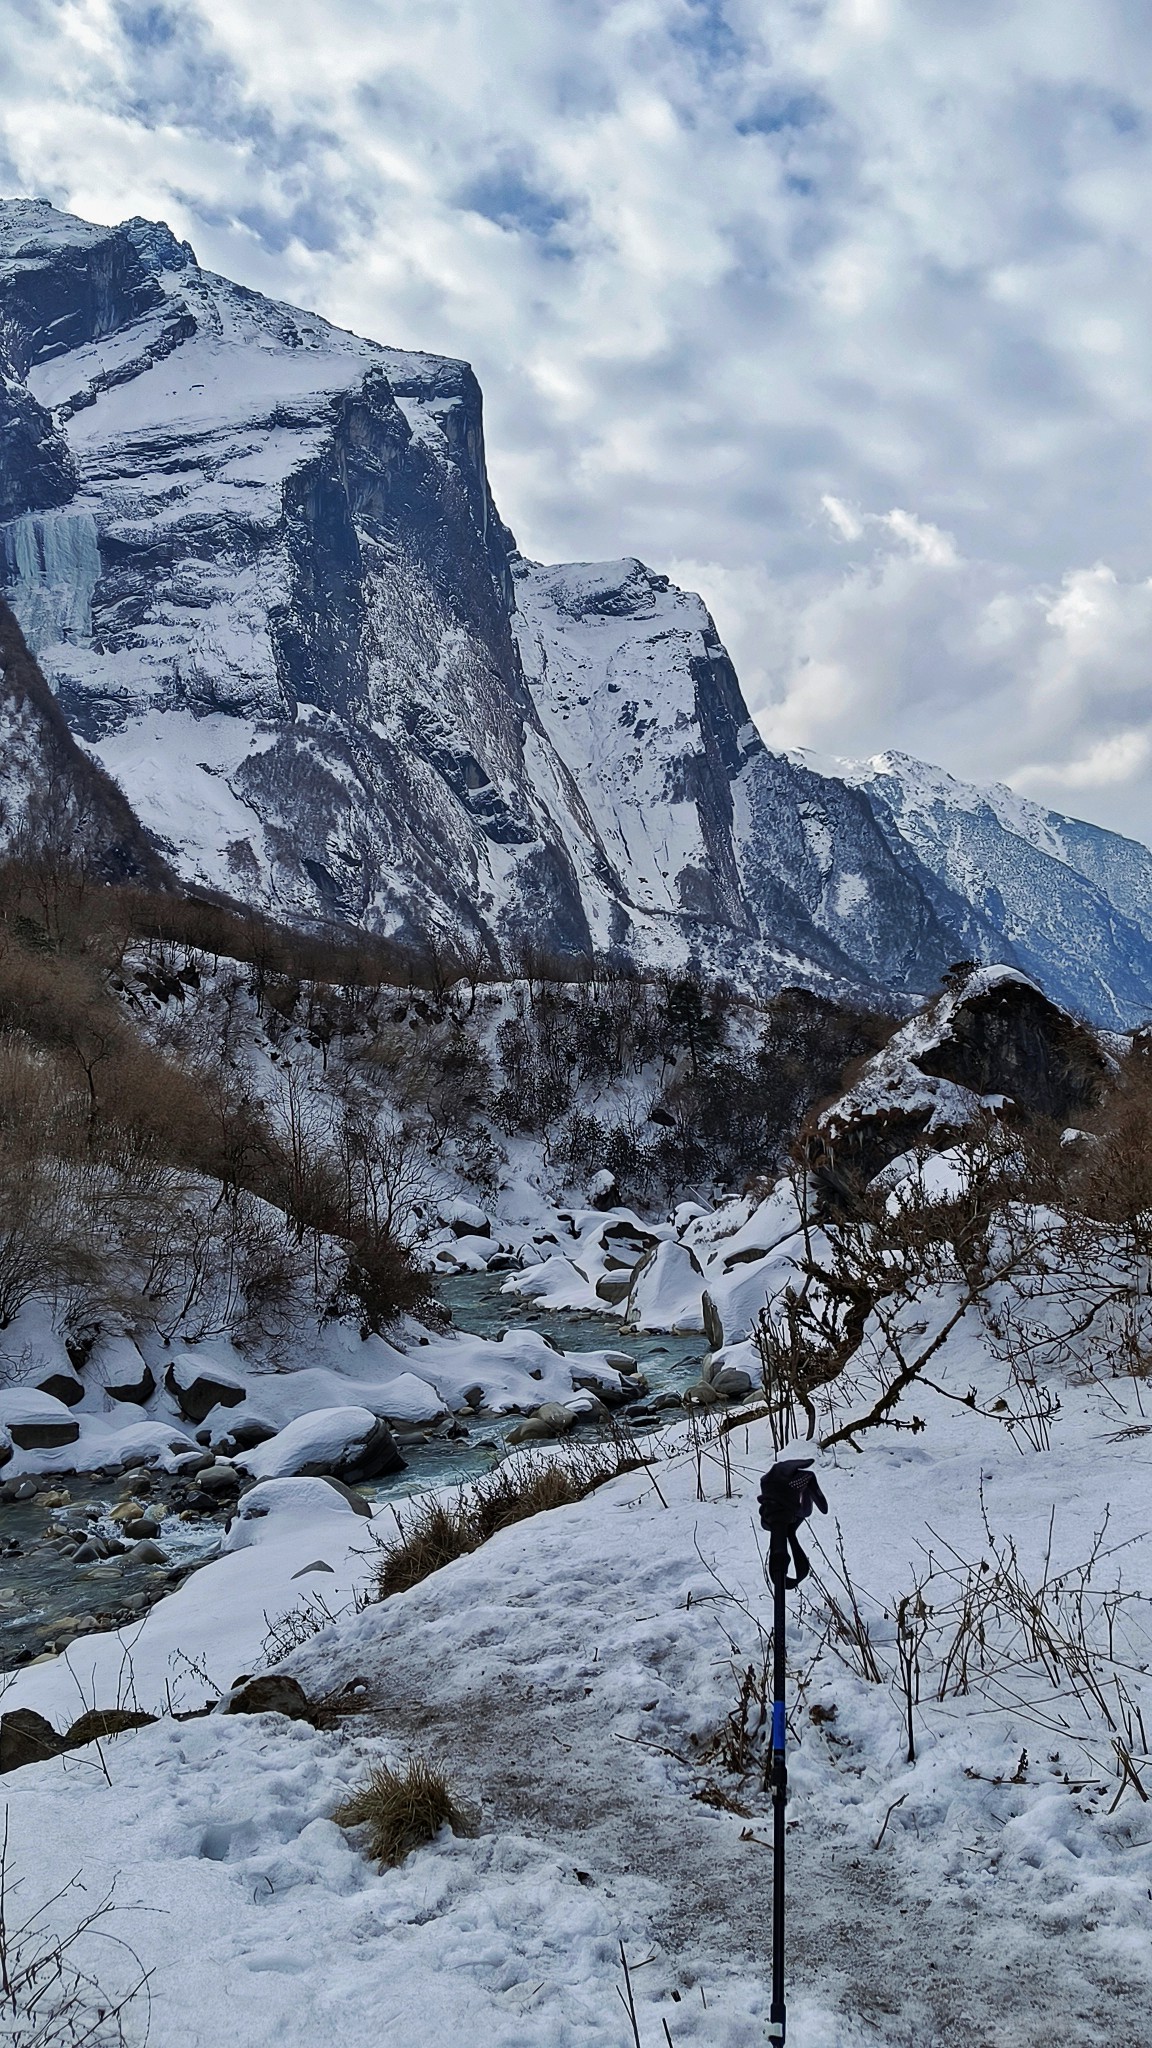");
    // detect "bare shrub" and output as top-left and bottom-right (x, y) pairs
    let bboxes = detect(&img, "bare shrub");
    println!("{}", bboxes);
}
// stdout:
(803, 1508), (1151, 1801)
(260, 1591), (345, 1666)
(714, 1659), (769, 1776)
(373, 1498), (474, 1599)
(802, 1525), (884, 1685)
(333, 1758), (469, 1866)
(0, 1820), (149, 2046)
